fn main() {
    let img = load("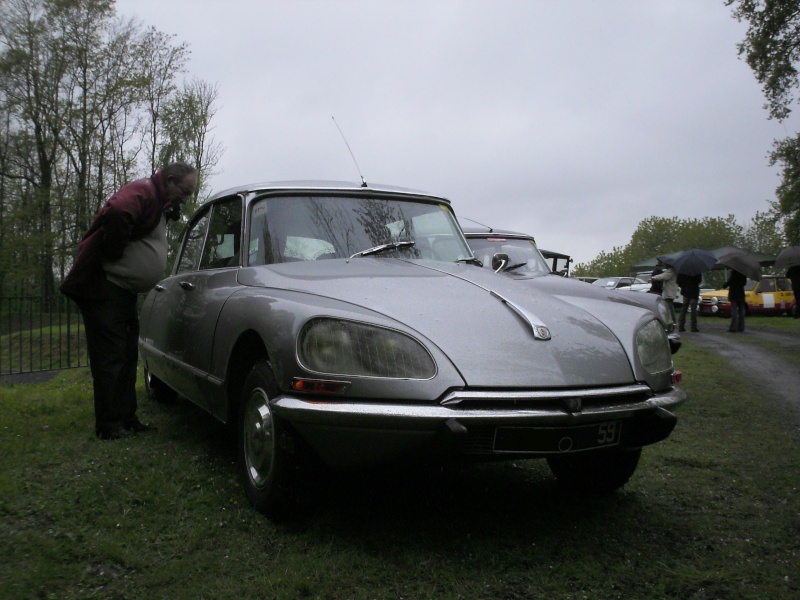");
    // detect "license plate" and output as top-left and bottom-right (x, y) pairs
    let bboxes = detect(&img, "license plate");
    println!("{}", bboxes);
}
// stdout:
(493, 421), (622, 453)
